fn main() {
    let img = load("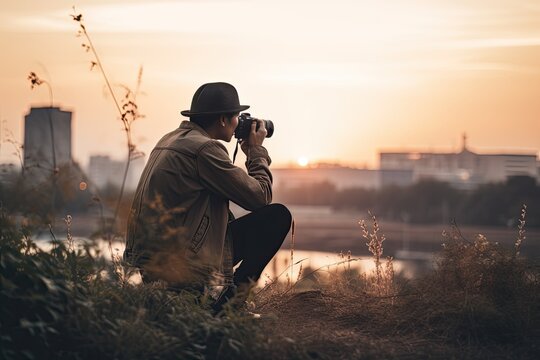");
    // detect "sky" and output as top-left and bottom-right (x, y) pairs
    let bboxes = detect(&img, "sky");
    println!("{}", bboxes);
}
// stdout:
(1, 0), (540, 169)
